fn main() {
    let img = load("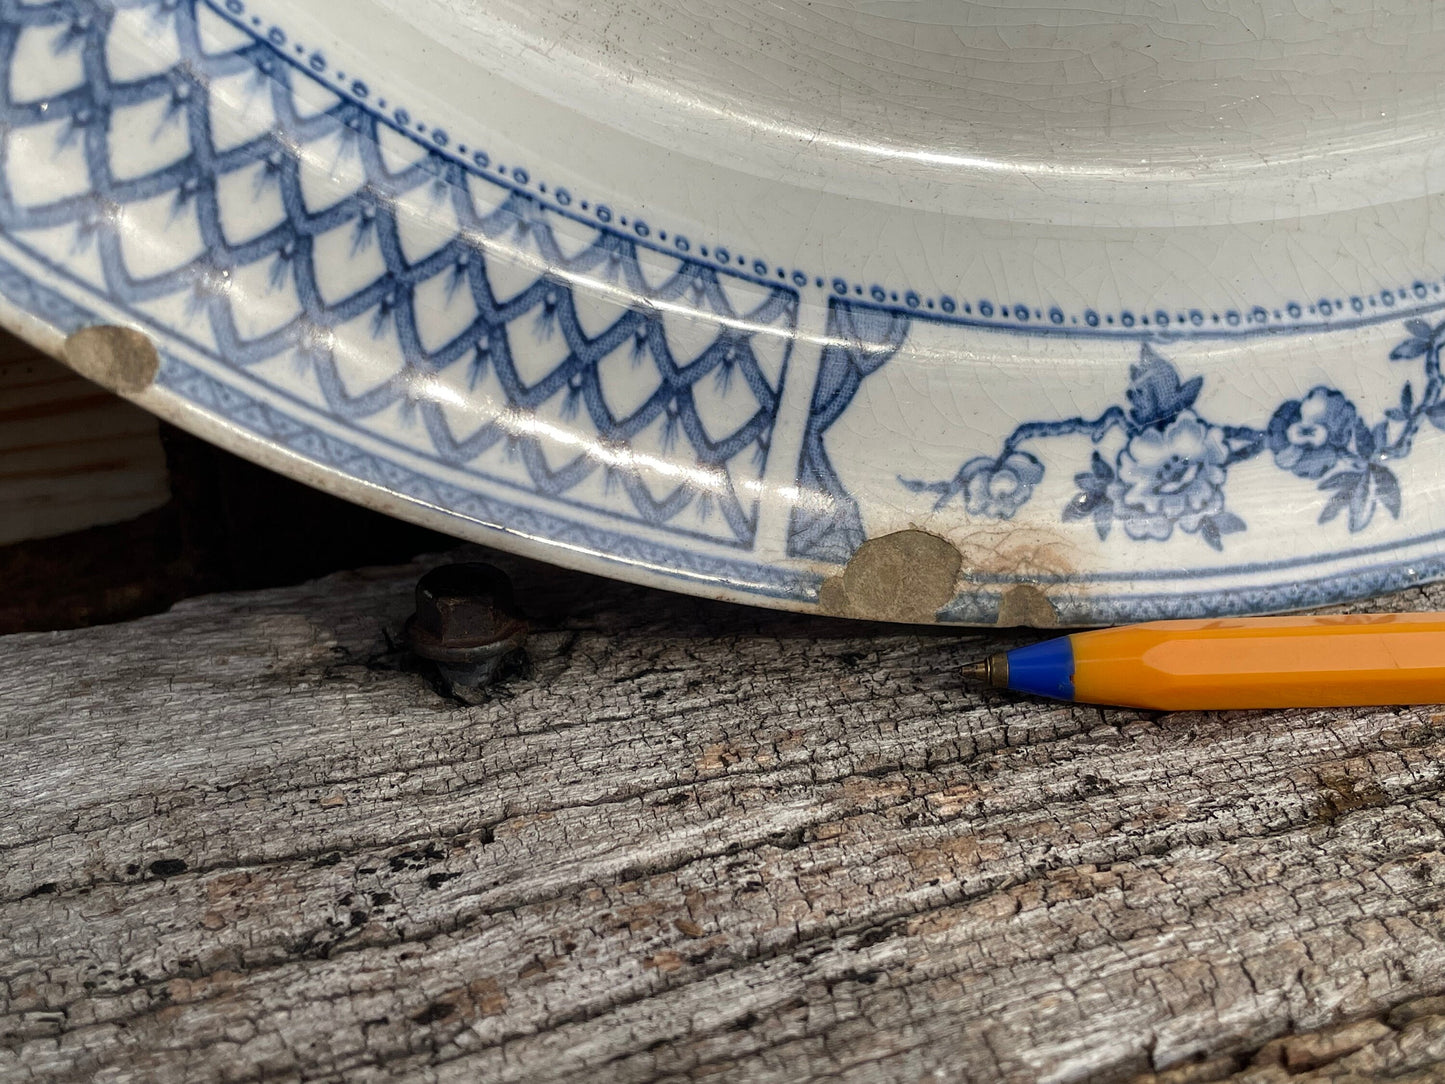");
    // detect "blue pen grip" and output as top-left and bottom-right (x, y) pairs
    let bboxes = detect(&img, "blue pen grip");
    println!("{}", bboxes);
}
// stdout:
(1004, 636), (1075, 701)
